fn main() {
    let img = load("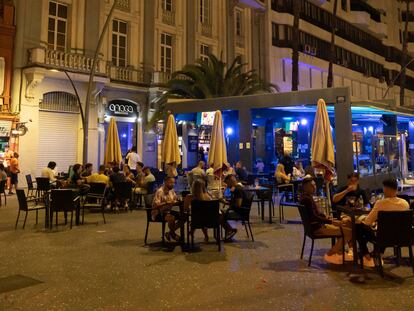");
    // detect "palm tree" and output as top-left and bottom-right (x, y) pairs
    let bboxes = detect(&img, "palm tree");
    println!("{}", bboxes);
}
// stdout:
(400, 0), (411, 106)
(147, 54), (277, 129)
(291, 0), (301, 91)
(327, 0), (339, 88)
